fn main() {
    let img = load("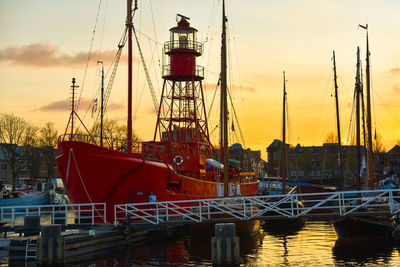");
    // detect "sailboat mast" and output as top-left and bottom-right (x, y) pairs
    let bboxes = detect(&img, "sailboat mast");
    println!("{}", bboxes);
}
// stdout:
(126, 0), (133, 154)
(332, 51), (344, 191)
(281, 71), (287, 194)
(364, 26), (375, 189)
(70, 78), (79, 141)
(355, 47), (362, 191)
(100, 63), (104, 147)
(221, 0), (229, 197)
